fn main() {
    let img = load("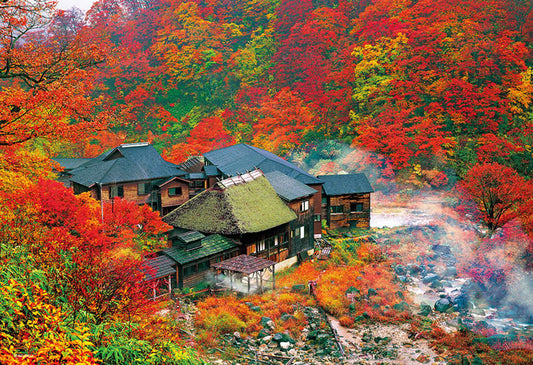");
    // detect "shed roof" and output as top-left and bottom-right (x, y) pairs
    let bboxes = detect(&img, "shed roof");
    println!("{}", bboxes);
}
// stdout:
(69, 143), (187, 187)
(203, 144), (321, 185)
(162, 234), (237, 265)
(142, 255), (176, 281)
(265, 171), (318, 201)
(163, 171), (297, 235)
(317, 173), (374, 196)
(53, 158), (92, 171)
(211, 255), (276, 275)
